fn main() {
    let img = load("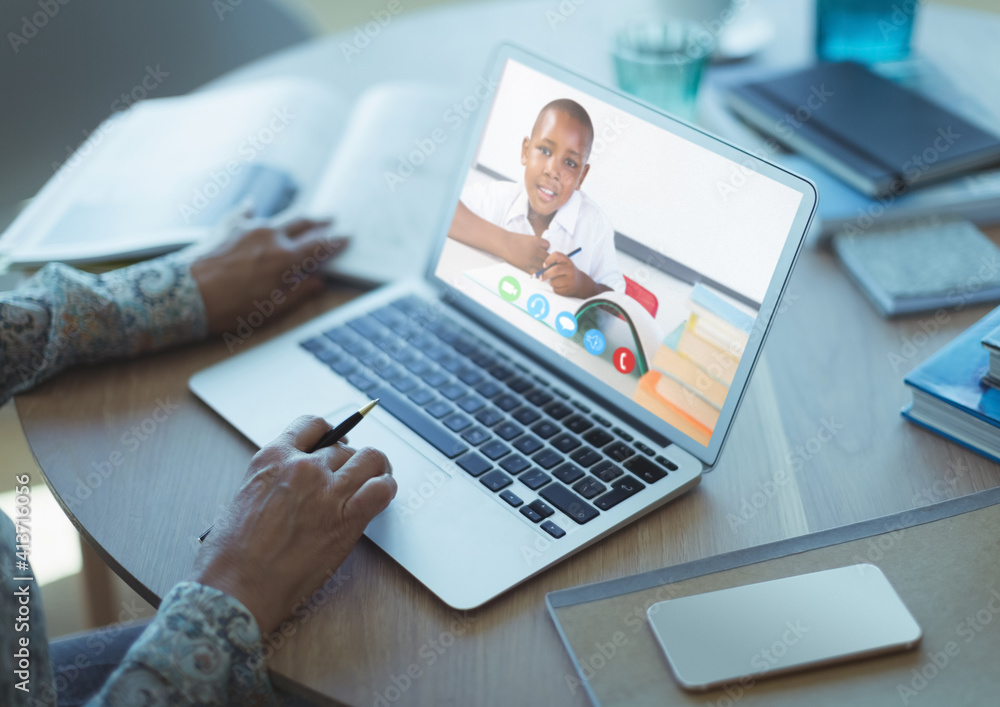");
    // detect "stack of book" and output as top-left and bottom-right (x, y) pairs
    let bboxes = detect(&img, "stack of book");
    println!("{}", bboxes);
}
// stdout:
(903, 306), (1000, 461)
(633, 284), (753, 446)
